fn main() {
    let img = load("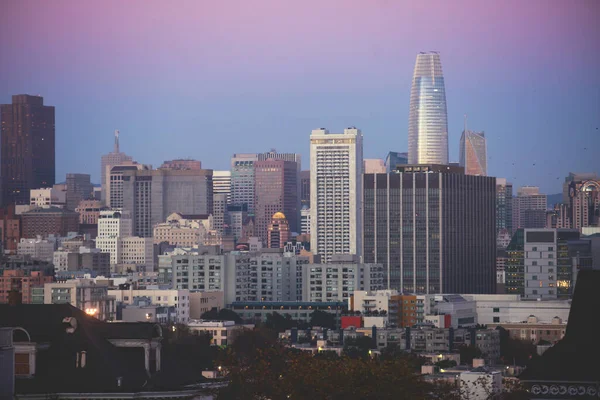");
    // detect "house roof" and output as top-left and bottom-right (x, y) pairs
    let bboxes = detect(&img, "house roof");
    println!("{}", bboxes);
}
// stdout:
(0, 304), (150, 393)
